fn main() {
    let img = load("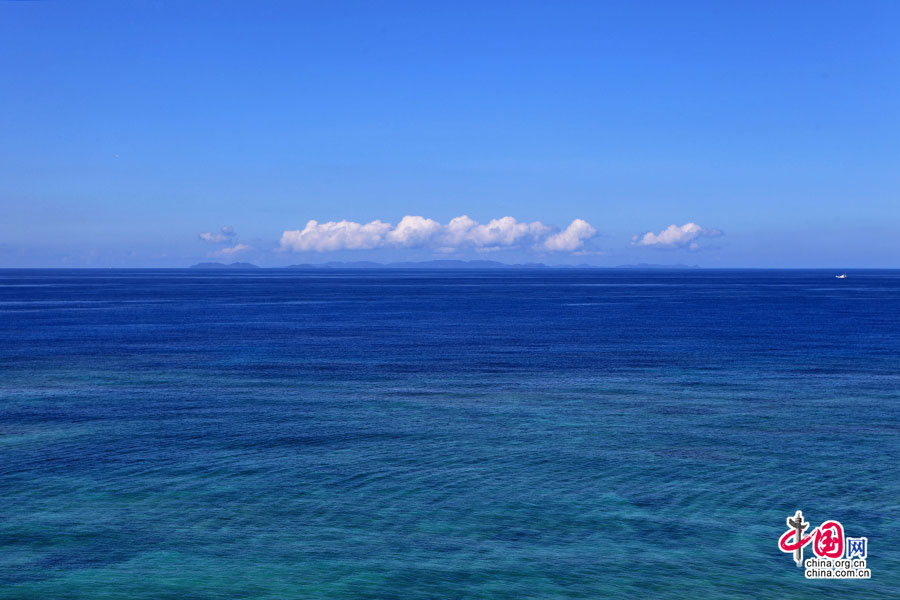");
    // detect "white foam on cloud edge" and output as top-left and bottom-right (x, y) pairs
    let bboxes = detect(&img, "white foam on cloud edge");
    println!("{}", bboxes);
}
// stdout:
(279, 215), (598, 253)
(632, 222), (721, 249)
